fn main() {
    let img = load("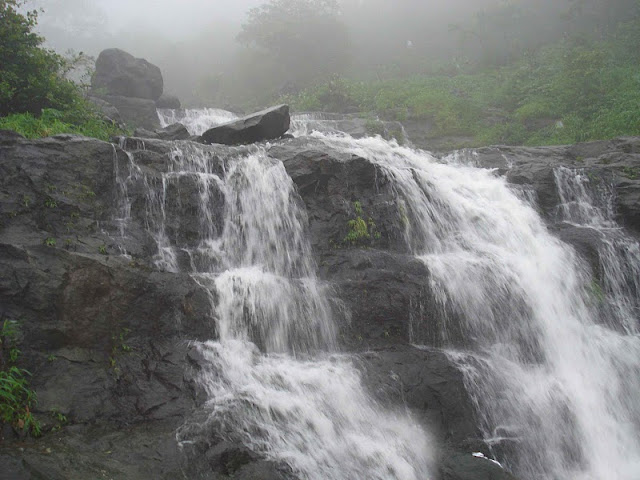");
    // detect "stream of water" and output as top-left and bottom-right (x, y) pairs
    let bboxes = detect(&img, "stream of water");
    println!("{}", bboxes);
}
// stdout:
(128, 109), (640, 480)
(117, 122), (433, 480)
